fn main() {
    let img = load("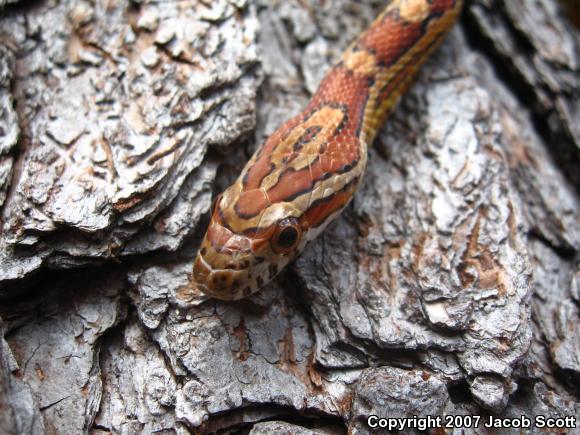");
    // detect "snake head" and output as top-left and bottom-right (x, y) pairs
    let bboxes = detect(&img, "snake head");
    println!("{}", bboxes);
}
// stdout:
(191, 0), (461, 300)
(192, 190), (305, 300)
